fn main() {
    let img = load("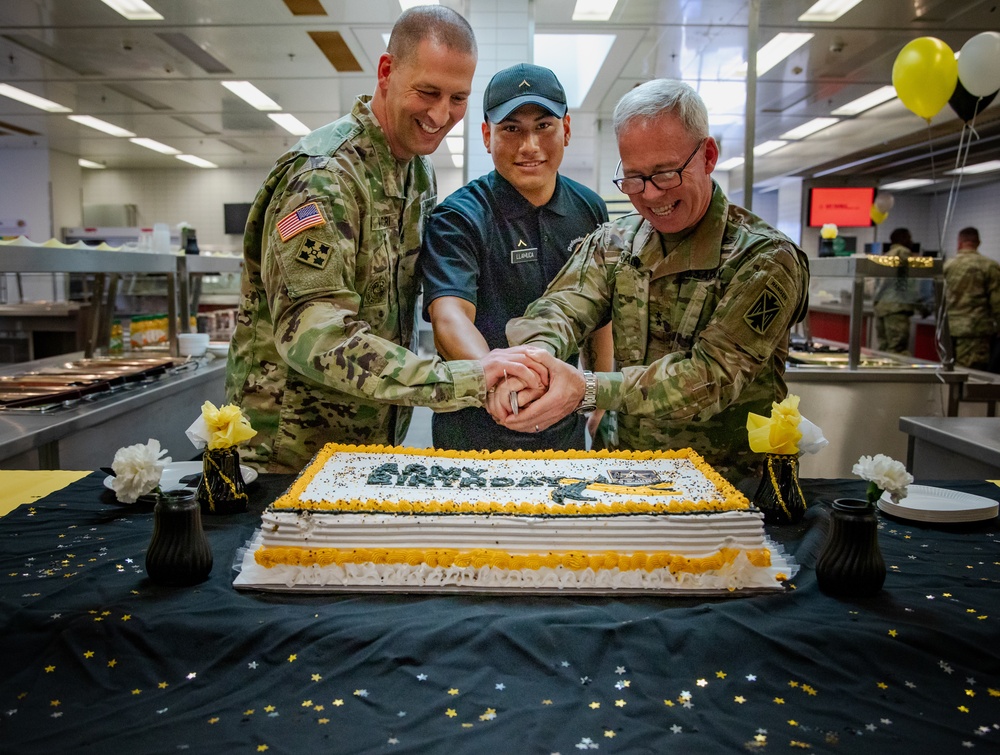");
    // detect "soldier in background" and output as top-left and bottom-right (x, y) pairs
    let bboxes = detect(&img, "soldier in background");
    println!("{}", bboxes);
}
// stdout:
(494, 79), (810, 485)
(225, 6), (544, 473)
(944, 227), (1000, 371)
(873, 228), (931, 354)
